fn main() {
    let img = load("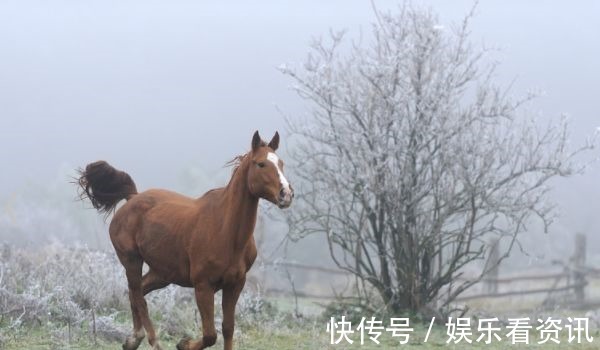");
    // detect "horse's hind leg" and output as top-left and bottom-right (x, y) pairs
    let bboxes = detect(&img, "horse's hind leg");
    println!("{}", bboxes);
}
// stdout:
(120, 254), (162, 350)
(118, 254), (144, 350)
